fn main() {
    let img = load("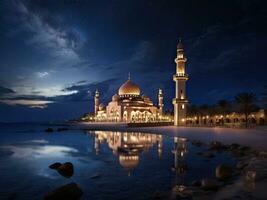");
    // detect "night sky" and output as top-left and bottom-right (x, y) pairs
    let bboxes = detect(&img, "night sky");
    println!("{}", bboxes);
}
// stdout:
(0, 0), (266, 122)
